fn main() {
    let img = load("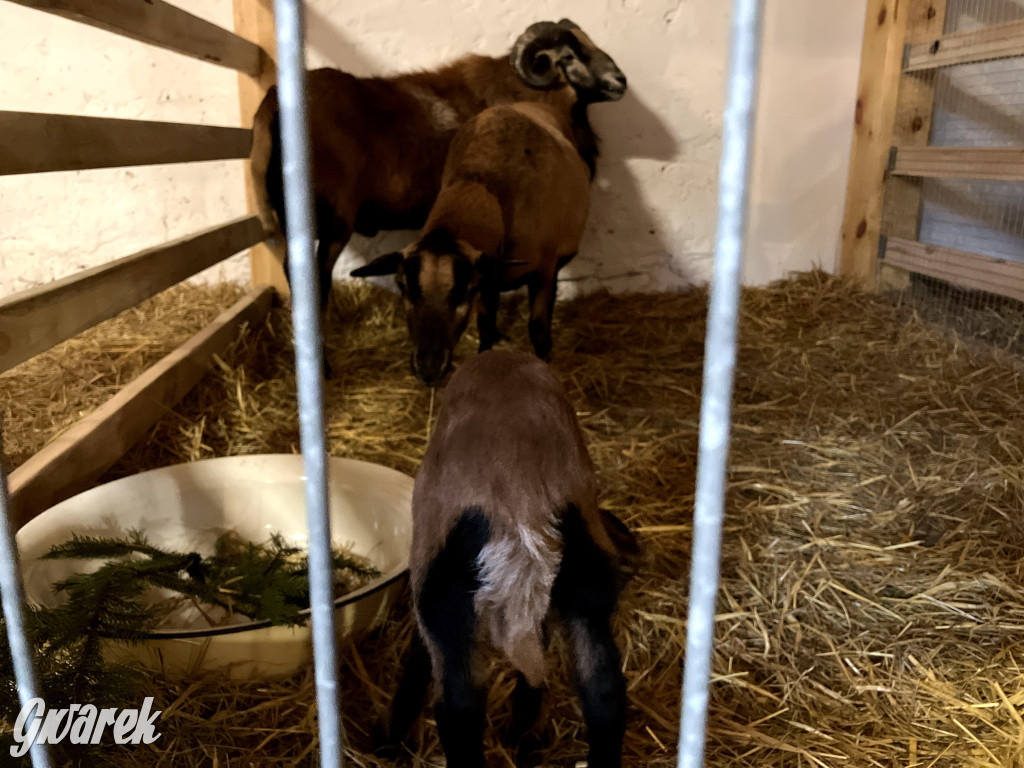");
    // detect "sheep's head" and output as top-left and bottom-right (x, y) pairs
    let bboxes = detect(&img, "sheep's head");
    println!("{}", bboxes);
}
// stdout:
(511, 19), (627, 102)
(351, 229), (498, 387)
